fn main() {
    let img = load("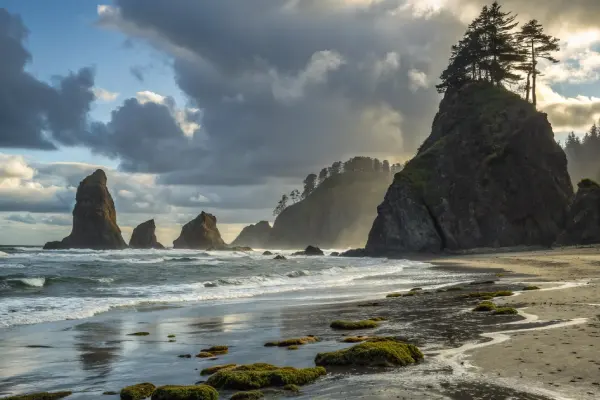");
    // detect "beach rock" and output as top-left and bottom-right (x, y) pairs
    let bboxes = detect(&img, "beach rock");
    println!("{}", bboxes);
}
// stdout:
(230, 221), (272, 248)
(173, 212), (226, 250)
(262, 251), (273, 256)
(43, 169), (127, 250)
(273, 255), (287, 260)
(129, 219), (164, 249)
(365, 82), (573, 255)
(2, 392), (73, 400)
(292, 245), (324, 256)
(151, 385), (218, 400)
(330, 252), (340, 256)
(556, 179), (600, 245)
